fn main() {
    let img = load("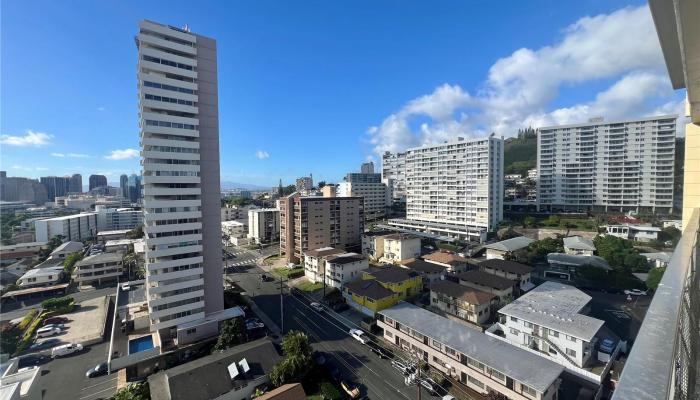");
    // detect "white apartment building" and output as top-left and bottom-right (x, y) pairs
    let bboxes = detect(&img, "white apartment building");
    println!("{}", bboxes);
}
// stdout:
(73, 252), (124, 287)
(221, 204), (257, 222)
(303, 247), (345, 283)
(247, 208), (279, 244)
(378, 302), (563, 400)
(381, 233), (421, 263)
(337, 180), (388, 220)
(604, 224), (660, 242)
(137, 20), (225, 338)
(17, 266), (64, 288)
(537, 115), (676, 213)
(96, 207), (143, 231)
(34, 212), (98, 242)
(381, 151), (407, 204)
(387, 136), (504, 242)
(323, 253), (369, 289)
(487, 281), (613, 383)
